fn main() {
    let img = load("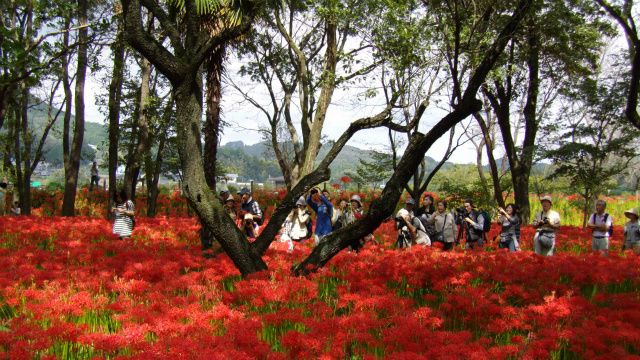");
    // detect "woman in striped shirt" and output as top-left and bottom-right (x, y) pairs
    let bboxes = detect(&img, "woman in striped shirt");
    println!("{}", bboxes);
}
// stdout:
(111, 190), (135, 239)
